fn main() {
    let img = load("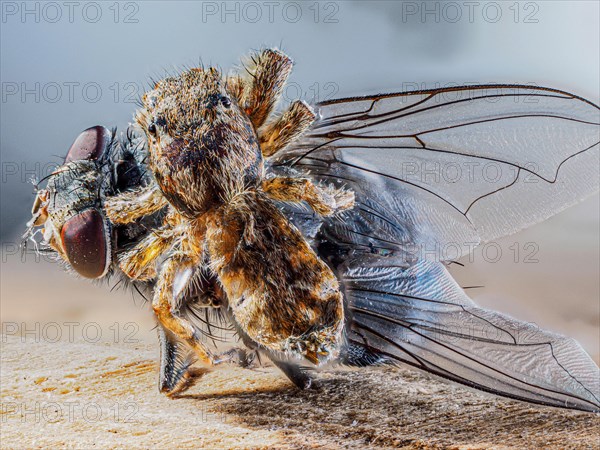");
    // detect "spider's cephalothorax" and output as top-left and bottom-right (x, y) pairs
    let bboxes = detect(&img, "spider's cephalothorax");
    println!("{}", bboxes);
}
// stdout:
(139, 68), (263, 217)
(104, 49), (355, 389)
